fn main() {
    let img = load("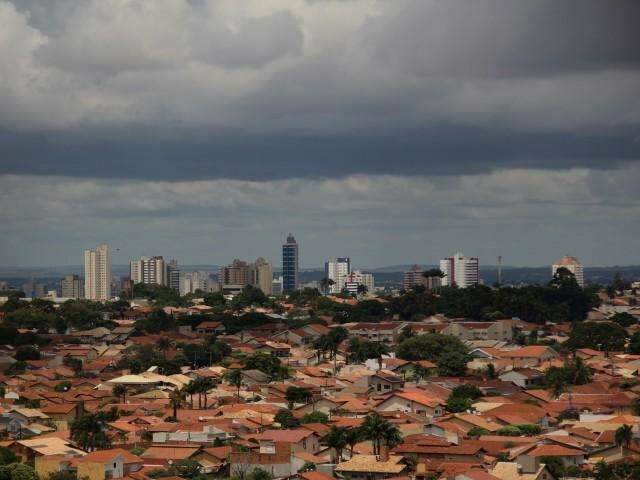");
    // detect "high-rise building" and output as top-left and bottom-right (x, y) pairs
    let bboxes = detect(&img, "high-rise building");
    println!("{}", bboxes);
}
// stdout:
(403, 265), (426, 291)
(85, 244), (111, 300)
(343, 271), (375, 295)
(60, 274), (84, 299)
(272, 276), (283, 296)
(325, 257), (351, 293)
(180, 271), (214, 295)
(282, 234), (299, 293)
(219, 259), (250, 287)
(439, 252), (479, 288)
(130, 256), (167, 286)
(167, 260), (180, 291)
(250, 257), (273, 295)
(552, 255), (584, 287)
